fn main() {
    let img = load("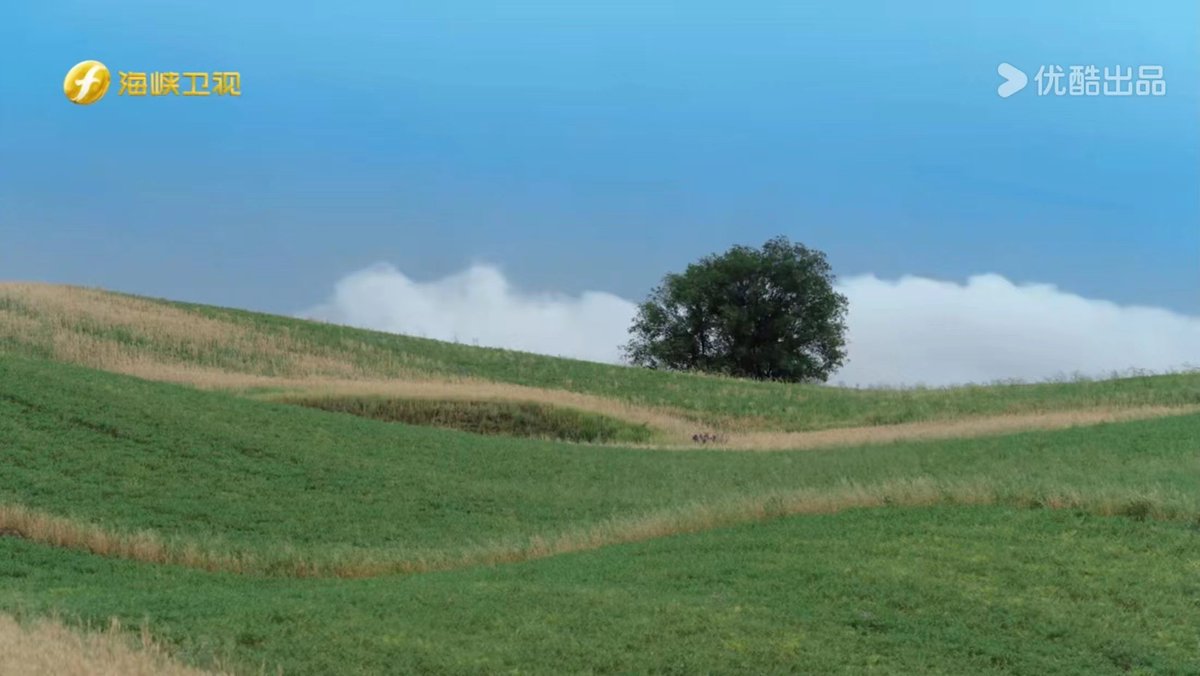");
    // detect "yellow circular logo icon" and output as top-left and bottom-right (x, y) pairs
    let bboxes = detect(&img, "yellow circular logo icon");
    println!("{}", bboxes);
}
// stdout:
(63, 60), (111, 105)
